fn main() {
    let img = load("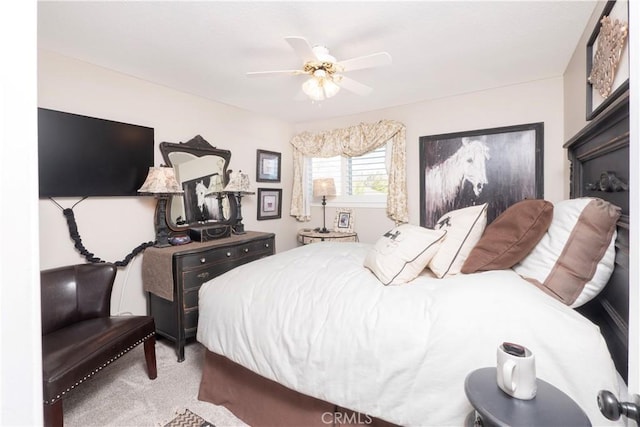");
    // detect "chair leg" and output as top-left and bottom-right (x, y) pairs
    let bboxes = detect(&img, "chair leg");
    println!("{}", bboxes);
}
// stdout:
(144, 336), (157, 379)
(43, 400), (63, 427)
